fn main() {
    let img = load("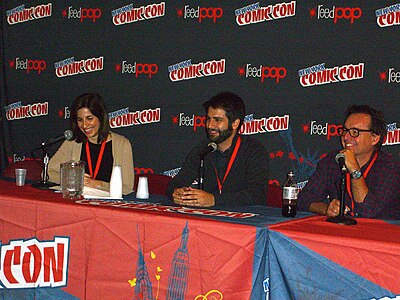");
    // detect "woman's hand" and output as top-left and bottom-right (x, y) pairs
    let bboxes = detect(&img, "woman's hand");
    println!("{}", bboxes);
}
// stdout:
(84, 173), (103, 189)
